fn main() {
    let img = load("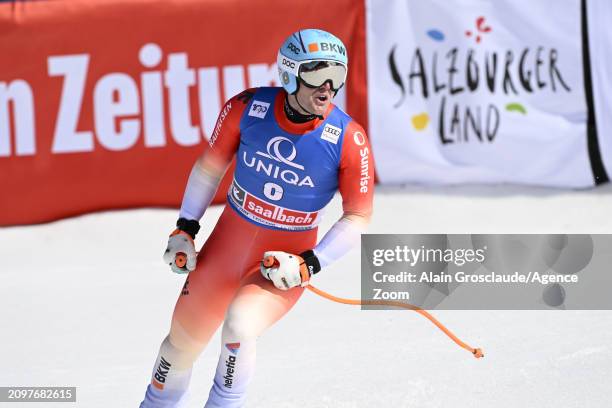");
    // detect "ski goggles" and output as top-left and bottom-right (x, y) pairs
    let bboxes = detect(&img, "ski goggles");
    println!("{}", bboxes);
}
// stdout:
(278, 53), (347, 91)
(298, 60), (347, 91)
